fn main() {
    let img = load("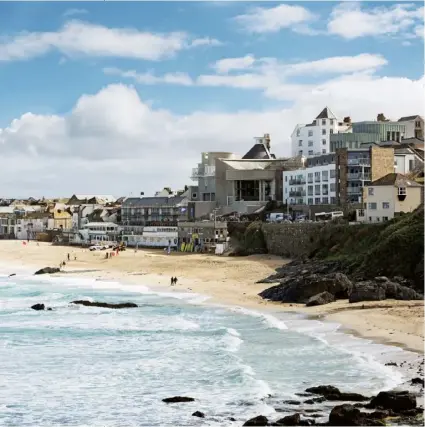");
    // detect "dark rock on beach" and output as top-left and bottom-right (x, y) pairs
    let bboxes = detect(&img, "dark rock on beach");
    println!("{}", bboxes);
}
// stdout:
(192, 411), (205, 418)
(368, 390), (416, 412)
(274, 413), (301, 426)
(304, 397), (326, 404)
(282, 400), (301, 405)
(306, 291), (335, 307)
(31, 303), (45, 311)
(349, 280), (386, 303)
(71, 300), (138, 309)
(328, 404), (385, 426)
(411, 377), (425, 387)
(162, 396), (195, 403)
(304, 385), (369, 402)
(34, 267), (60, 275)
(243, 415), (269, 426)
